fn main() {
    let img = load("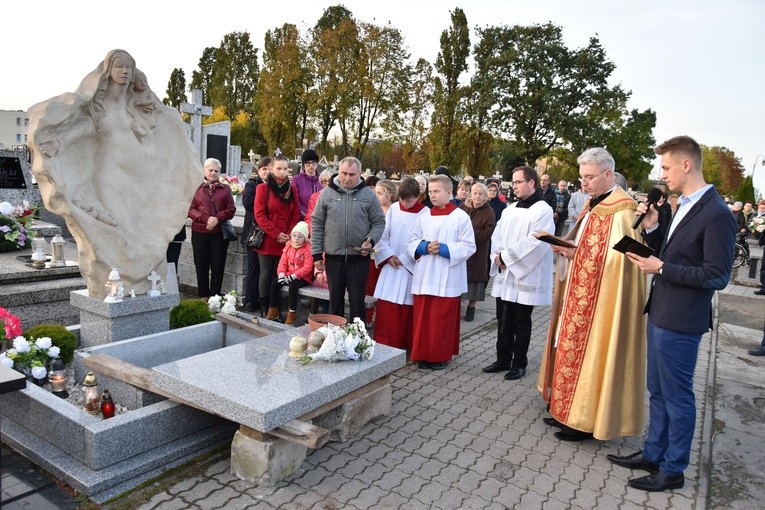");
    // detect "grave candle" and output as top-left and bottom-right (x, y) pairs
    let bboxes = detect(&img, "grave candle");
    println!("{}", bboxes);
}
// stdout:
(100, 389), (115, 419)
(82, 371), (100, 415)
(48, 357), (68, 398)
